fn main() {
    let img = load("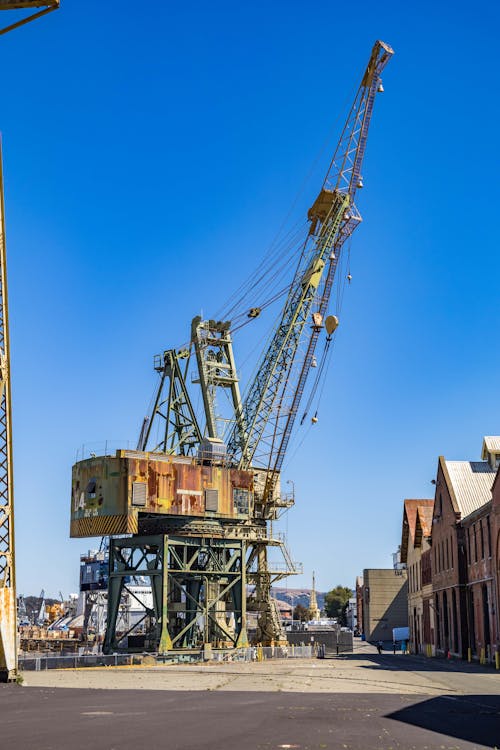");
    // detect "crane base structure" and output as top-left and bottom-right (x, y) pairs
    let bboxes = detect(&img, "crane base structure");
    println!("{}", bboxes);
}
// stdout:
(71, 450), (300, 651)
